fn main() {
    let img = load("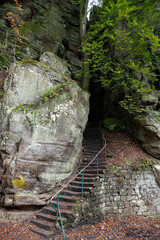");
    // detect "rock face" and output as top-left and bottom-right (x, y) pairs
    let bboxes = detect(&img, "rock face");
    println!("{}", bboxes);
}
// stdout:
(102, 89), (160, 160)
(0, 0), (81, 78)
(128, 93), (160, 160)
(40, 51), (71, 77)
(0, 54), (89, 207)
(131, 113), (160, 159)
